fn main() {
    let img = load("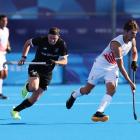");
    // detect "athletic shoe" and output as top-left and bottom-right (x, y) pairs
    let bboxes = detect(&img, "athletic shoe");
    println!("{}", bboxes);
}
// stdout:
(91, 111), (109, 122)
(0, 94), (8, 99)
(21, 84), (29, 98)
(66, 93), (76, 109)
(11, 109), (21, 120)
